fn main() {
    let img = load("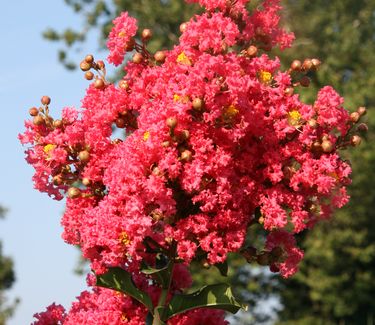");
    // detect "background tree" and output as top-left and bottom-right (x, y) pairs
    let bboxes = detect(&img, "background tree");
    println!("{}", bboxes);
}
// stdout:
(0, 207), (18, 325)
(45, 0), (375, 323)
